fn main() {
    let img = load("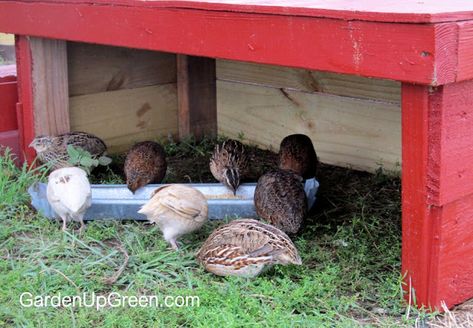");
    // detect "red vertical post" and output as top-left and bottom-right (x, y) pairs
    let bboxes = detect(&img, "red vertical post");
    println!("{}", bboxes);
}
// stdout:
(15, 35), (36, 162)
(402, 81), (473, 309)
